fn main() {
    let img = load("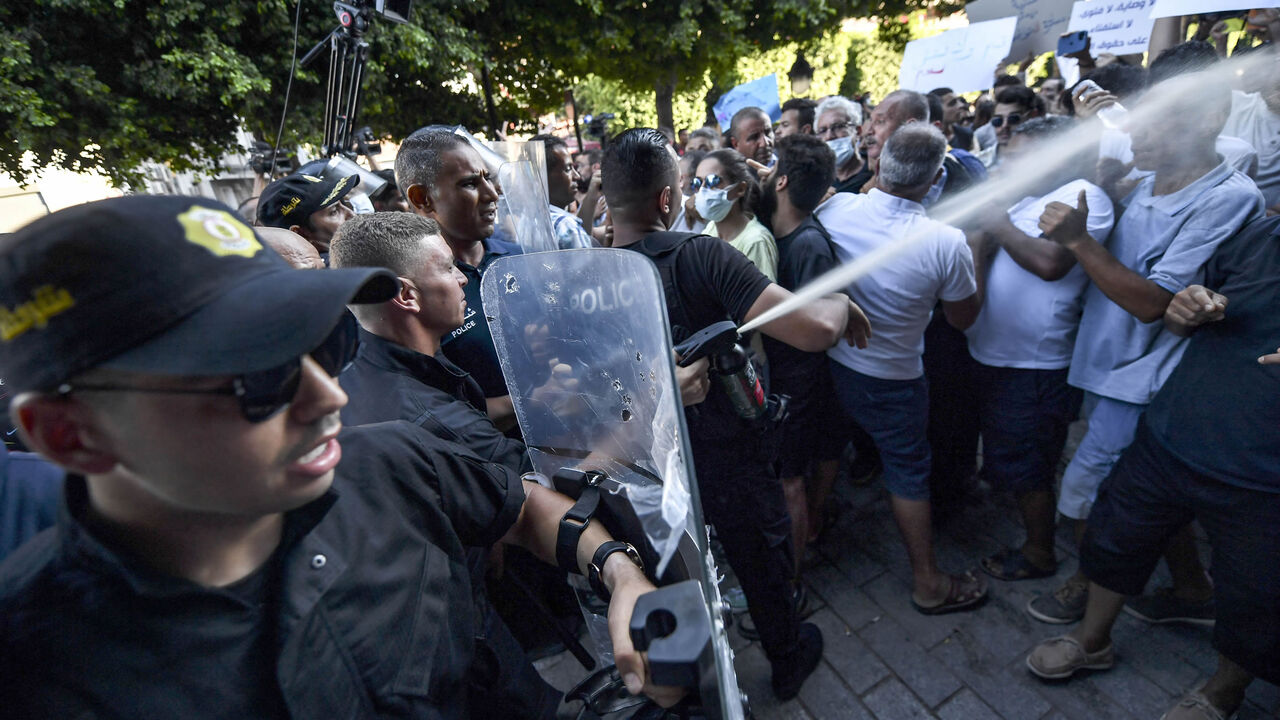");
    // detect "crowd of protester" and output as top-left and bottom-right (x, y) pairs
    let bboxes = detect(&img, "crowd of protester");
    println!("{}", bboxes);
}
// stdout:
(1, 10), (1279, 720)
